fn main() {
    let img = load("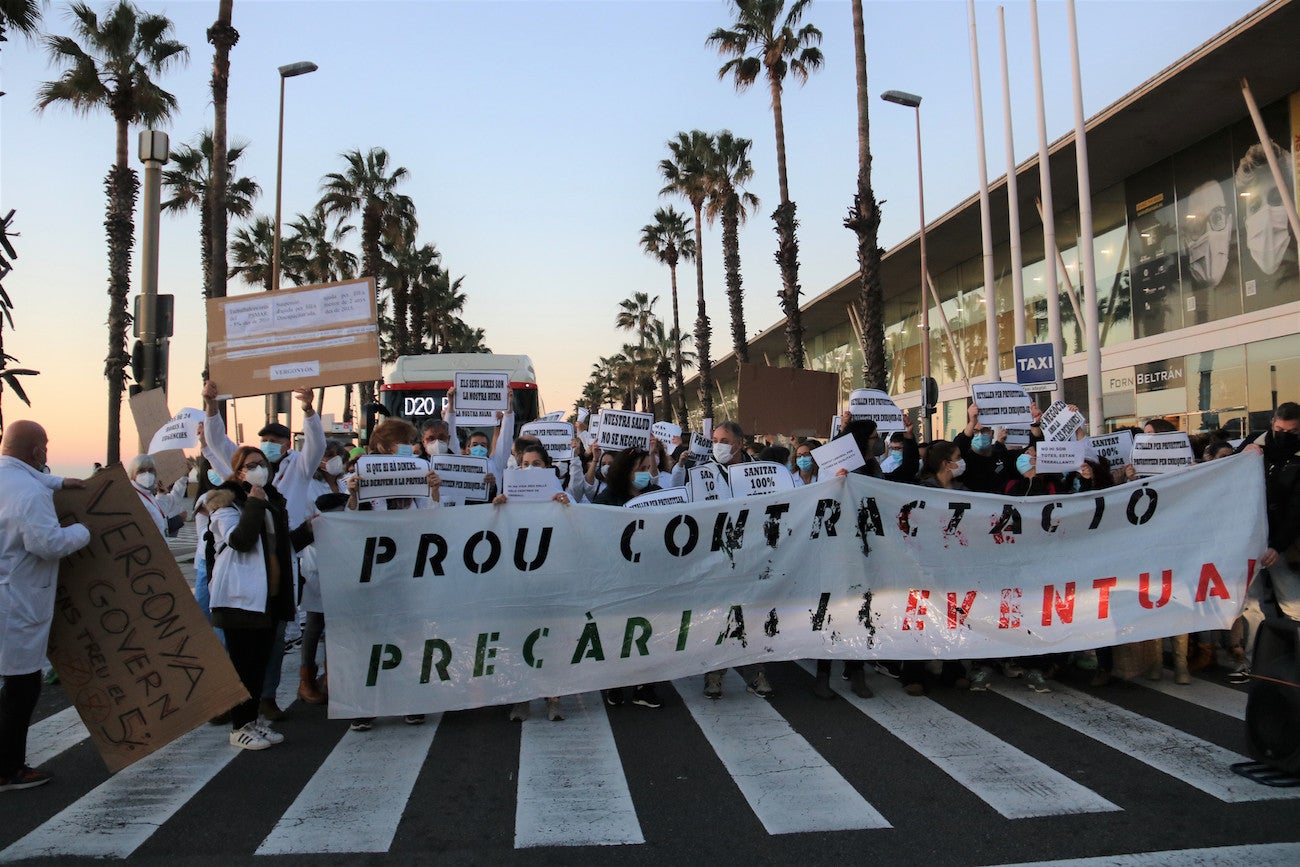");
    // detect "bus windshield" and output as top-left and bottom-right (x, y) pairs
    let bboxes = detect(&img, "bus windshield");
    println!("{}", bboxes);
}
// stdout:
(381, 386), (540, 444)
